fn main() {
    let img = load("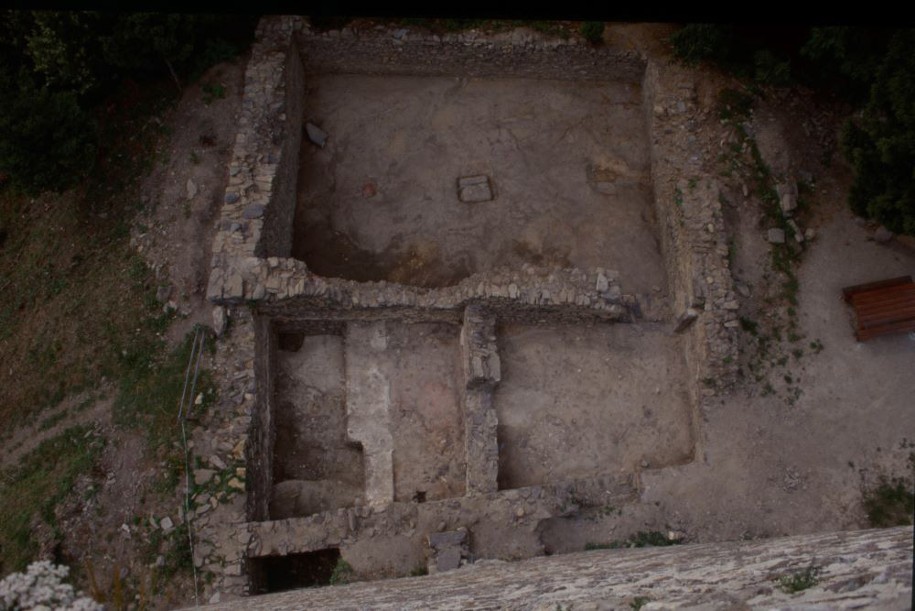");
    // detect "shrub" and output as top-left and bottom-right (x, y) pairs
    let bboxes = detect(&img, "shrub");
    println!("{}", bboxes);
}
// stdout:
(0, 85), (97, 194)
(840, 29), (915, 235)
(0, 560), (102, 610)
(670, 24), (731, 65)
(863, 474), (914, 527)
(580, 21), (604, 45)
